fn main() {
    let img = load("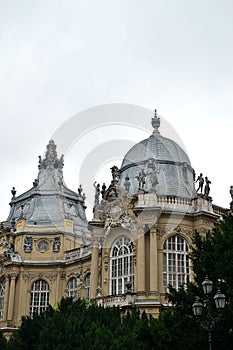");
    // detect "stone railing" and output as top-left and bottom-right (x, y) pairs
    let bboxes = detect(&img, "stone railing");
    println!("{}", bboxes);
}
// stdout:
(136, 193), (193, 211)
(64, 248), (81, 260)
(212, 204), (228, 217)
(157, 195), (192, 207)
(136, 193), (229, 215)
(64, 246), (91, 261)
(101, 294), (131, 307)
